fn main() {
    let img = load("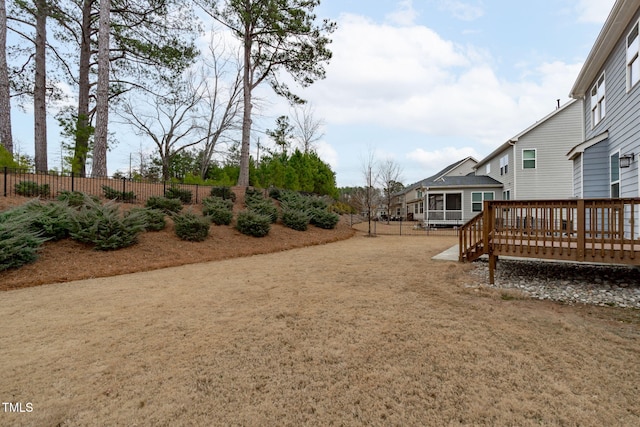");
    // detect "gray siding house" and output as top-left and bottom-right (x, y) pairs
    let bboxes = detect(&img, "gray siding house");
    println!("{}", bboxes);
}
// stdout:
(474, 99), (583, 200)
(567, 0), (640, 198)
(394, 157), (503, 225)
